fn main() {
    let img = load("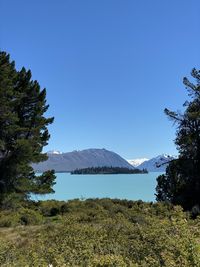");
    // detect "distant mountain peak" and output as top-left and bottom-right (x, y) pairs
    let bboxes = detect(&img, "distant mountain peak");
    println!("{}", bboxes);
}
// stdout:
(47, 150), (62, 155)
(134, 154), (177, 172)
(127, 158), (149, 167)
